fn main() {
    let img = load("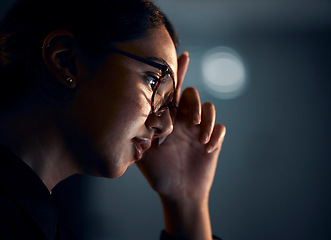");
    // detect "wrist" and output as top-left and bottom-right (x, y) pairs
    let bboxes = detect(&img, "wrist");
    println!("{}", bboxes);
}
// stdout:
(157, 186), (210, 205)
(159, 193), (209, 211)
(160, 195), (212, 240)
